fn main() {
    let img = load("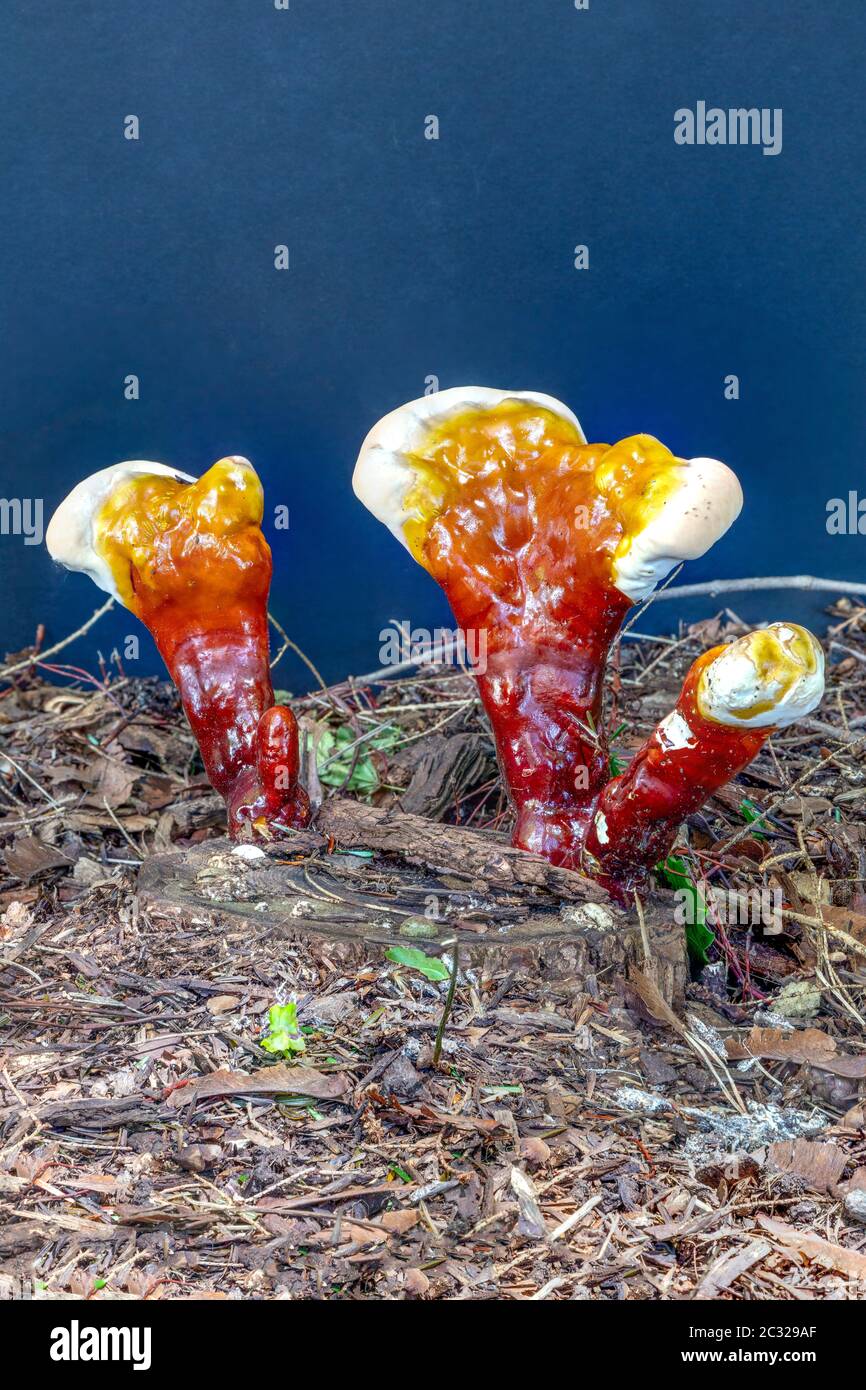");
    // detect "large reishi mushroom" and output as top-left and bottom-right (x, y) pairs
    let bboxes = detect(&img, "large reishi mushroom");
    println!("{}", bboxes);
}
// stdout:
(353, 389), (824, 890)
(46, 456), (310, 838)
